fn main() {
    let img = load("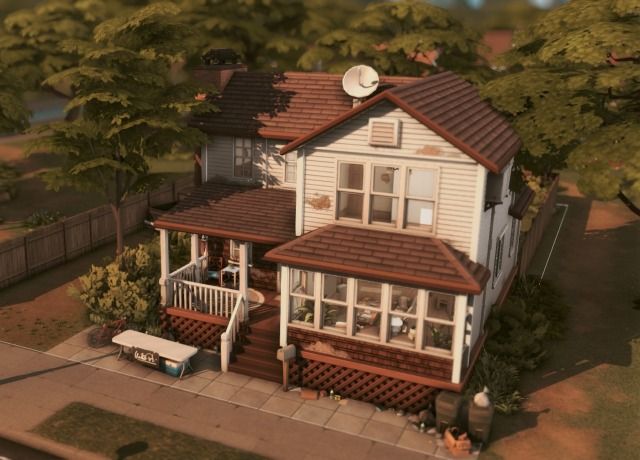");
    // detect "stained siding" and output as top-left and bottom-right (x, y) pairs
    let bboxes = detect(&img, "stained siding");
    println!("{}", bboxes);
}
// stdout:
(302, 102), (480, 253)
